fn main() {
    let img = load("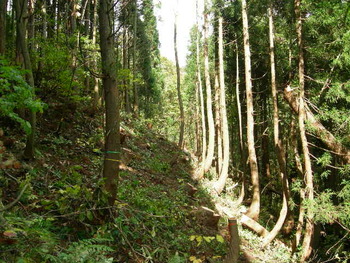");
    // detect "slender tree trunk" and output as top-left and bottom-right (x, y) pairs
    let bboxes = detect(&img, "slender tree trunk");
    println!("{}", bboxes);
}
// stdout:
(261, 95), (271, 179)
(99, 0), (121, 205)
(241, 0), (260, 220)
(295, 0), (314, 260)
(42, 0), (48, 39)
(195, 75), (201, 156)
(15, 0), (37, 160)
(235, 41), (243, 156)
(214, 17), (230, 194)
(46, 0), (55, 38)
(132, 0), (139, 115)
(262, 3), (290, 247)
(174, 18), (185, 149)
(195, 3), (207, 178)
(203, 0), (215, 172)
(214, 72), (223, 176)
(83, 0), (90, 35)
(28, 0), (35, 48)
(0, 0), (8, 55)
(92, 0), (101, 109)
(291, 119), (305, 253)
(123, 26), (131, 114)
(70, 0), (77, 34)
(235, 39), (245, 205)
